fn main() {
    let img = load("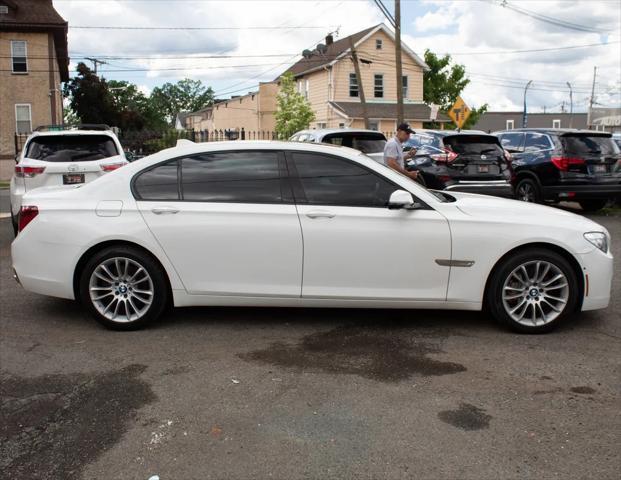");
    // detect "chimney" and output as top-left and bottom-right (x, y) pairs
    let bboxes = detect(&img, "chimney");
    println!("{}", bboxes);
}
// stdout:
(325, 34), (334, 46)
